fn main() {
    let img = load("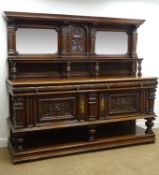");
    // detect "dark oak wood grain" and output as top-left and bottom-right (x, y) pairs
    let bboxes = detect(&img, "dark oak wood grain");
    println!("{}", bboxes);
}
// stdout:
(3, 11), (157, 163)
